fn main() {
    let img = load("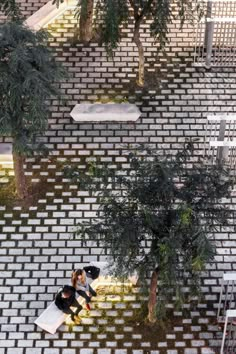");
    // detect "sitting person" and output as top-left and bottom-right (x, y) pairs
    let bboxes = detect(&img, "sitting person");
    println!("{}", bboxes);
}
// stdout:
(55, 285), (82, 322)
(71, 269), (97, 311)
